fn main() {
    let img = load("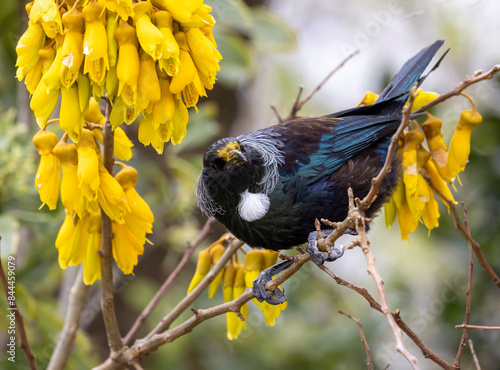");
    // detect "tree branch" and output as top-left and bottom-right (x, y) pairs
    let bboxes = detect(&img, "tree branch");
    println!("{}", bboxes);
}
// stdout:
(338, 310), (374, 370)
(455, 325), (500, 331)
(123, 218), (217, 345)
(468, 339), (481, 370)
(47, 267), (89, 370)
(100, 97), (123, 356)
(453, 203), (474, 367)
